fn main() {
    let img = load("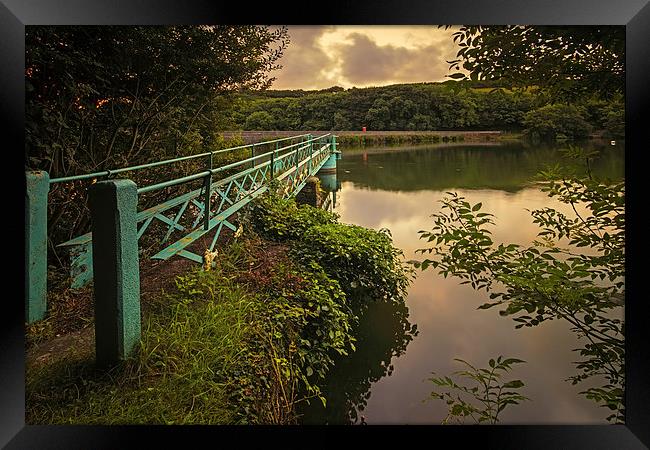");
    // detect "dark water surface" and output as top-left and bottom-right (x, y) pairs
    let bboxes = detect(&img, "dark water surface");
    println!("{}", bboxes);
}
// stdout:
(300, 140), (625, 425)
